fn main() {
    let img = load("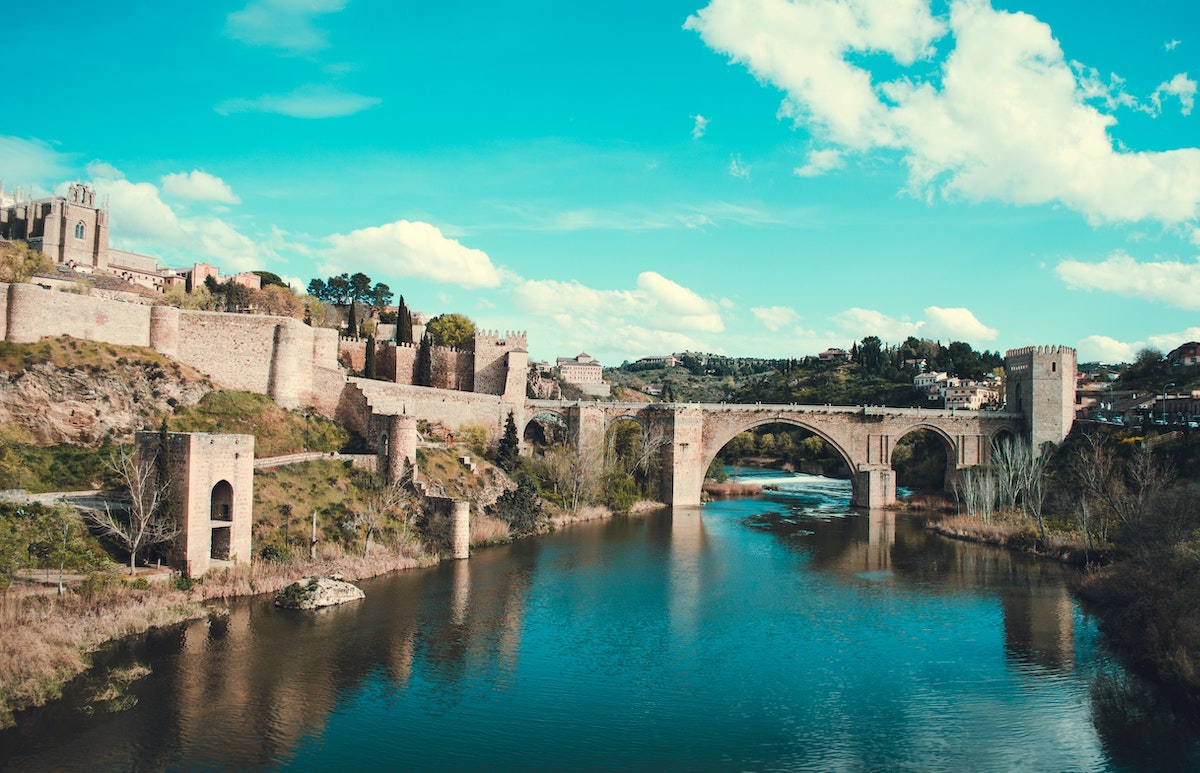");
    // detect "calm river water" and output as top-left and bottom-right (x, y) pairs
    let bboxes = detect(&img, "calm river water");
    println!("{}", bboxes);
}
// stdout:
(4, 467), (1200, 772)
